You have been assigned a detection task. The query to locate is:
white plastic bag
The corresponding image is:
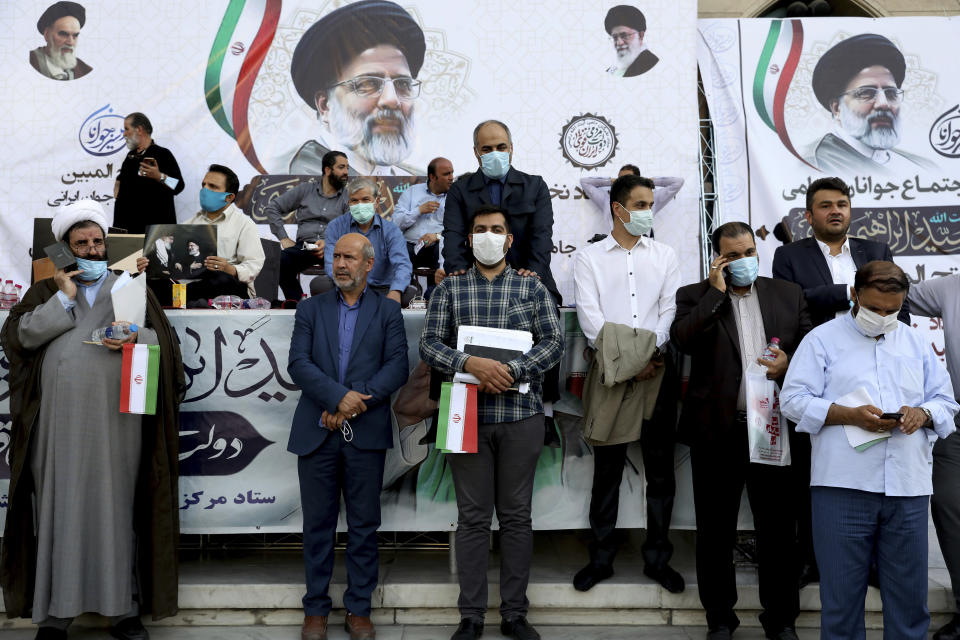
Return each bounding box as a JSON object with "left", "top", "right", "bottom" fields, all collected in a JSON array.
[{"left": 745, "top": 363, "right": 791, "bottom": 466}]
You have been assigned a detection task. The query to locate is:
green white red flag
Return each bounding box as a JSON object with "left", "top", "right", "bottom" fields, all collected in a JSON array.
[{"left": 120, "top": 344, "right": 160, "bottom": 415}]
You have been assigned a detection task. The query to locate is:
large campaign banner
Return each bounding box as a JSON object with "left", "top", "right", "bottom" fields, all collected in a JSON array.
[
  {"left": 1, "top": 0, "right": 700, "bottom": 303},
  {"left": 698, "top": 16, "right": 960, "bottom": 361},
  {"left": 0, "top": 309, "right": 722, "bottom": 534}
]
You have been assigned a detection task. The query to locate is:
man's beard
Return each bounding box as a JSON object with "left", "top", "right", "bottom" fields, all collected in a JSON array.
[
  {"left": 327, "top": 93, "right": 415, "bottom": 167},
  {"left": 329, "top": 173, "right": 348, "bottom": 191},
  {"left": 334, "top": 269, "right": 363, "bottom": 292},
  {"left": 46, "top": 42, "right": 77, "bottom": 70},
  {"left": 838, "top": 100, "right": 901, "bottom": 151},
  {"left": 125, "top": 134, "right": 140, "bottom": 151},
  {"left": 615, "top": 42, "right": 641, "bottom": 69}
]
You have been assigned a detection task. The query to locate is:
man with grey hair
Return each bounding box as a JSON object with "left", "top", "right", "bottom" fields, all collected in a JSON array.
[
  {"left": 30, "top": 2, "right": 92, "bottom": 81},
  {"left": 321, "top": 177, "right": 414, "bottom": 305},
  {"left": 443, "top": 119, "right": 560, "bottom": 303}
]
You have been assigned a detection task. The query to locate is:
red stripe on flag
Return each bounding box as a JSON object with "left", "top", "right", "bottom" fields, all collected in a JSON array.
[
  {"left": 463, "top": 384, "right": 478, "bottom": 454},
  {"left": 120, "top": 343, "right": 133, "bottom": 413},
  {"left": 232, "top": 0, "right": 281, "bottom": 174},
  {"left": 772, "top": 21, "right": 819, "bottom": 171}
]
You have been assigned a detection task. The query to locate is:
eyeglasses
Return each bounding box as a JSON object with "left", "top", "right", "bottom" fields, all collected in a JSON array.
[
  {"left": 610, "top": 30, "right": 638, "bottom": 43},
  {"left": 841, "top": 86, "right": 904, "bottom": 104},
  {"left": 70, "top": 239, "right": 105, "bottom": 255},
  {"left": 332, "top": 75, "right": 422, "bottom": 100}
]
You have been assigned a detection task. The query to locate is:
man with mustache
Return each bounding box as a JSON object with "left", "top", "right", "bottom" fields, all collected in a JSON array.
[
  {"left": 288, "top": 0, "right": 425, "bottom": 177},
  {"left": 806, "top": 33, "right": 937, "bottom": 175},
  {"left": 604, "top": 5, "right": 658, "bottom": 78},
  {"left": 30, "top": 2, "right": 92, "bottom": 81}
]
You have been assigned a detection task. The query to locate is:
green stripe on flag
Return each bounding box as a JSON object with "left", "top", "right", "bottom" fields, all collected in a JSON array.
[
  {"left": 753, "top": 21, "right": 782, "bottom": 131},
  {"left": 144, "top": 345, "right": 160, "bottom": 415},
  {"left": 205, "top": 0, "right": 247, "bottom": 138},
  {"left": 436, "top": 382, "right": 452, "bottom": 453}
]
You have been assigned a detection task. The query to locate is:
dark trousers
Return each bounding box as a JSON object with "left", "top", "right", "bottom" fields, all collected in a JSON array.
[
  {"left": 933, "top": 432, "right": 960, "bottom": 613},
  {"left": 446, "top": 414, "right": 544, "bottom": 621},
  {"left": 691, "top": 420, "right": 799, "bottom": 634},
  {"left": 280, "top": 246, "right": 322, "bottom": 300},
  {"left": 147, "top": 271, "right": 247, "bottom": 306},
  {"left": 788, "top": 422, "right": 816, "bottom": 575},
  {"left": 812, "top": 487, "right": 930, "bottom": 640},
  {"left": 297, "top": 434, "right": 386, "bottom": 617},
  {"left": 407, "top": 242, "right": 440, "bottom": 297},
  {"left": 587, "top": 358, "right": 678, "bottom": 569}
]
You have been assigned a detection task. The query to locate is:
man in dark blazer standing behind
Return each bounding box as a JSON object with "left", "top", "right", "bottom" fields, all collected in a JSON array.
[
  {"left": 771, "top": 175, "right": 908, "bottom": 588},
  {"left": 672, "top": 222, "right": 812, "bottom": 640},
  {"left": 287, "top": 233, "right": 409, "bottom": 640}
]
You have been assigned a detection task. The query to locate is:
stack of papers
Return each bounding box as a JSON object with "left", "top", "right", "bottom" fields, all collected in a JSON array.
[
  {"left": 455, "top": 325, "right": 533, "bottom": 394},
  {"left": 834, "top": 387, "right": 893, "bottom": 452},
  {"left": 110, "top": 272, "right": 146, "bottom": 328}
]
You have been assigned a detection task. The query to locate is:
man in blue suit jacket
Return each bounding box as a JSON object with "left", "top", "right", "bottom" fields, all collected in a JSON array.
[{"left": 287, "top": 232, "right": 408, "bottom": 640}]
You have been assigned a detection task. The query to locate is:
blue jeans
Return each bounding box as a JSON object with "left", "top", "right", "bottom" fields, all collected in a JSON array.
[{"left": 811, "top": 486, "right": 929, "bottom": 640}]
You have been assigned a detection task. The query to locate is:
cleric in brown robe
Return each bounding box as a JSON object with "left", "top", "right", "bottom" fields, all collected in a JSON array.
[{"left": 0, "top": 200, "right": 184, "bottom": 640}]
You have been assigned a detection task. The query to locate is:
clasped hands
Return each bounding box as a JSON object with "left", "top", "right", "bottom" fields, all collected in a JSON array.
[
  {"left": 321, "top": 390, "right": 372, "bottom": 431},
  {"left": 464, "top": 356, "right": 514, "bottom": 394}
]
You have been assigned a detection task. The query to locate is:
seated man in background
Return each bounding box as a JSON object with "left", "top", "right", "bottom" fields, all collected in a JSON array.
[
  {"left": 393, "top": 157, "right": 455, "bottom": 278},
  {"left": 322, "top": 177, "right": 413, "bottom": 305},
  {"left": 782, "top": 261, "right": 958, "bottom": 640},
  {"left": 579, "top": 163, "right": 684, "bottom": 231},
  {"left": 265, "top": 150, "right": 349, "bottom": 300},
  {"left": 139, "top": 164, "right": 264, "bottom": 305}
]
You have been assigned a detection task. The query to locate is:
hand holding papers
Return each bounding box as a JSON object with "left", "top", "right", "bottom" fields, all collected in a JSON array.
[
  {"left": 455, "top": 325, "right": 533, "bottom": 394},
  {"left": 111, "top": 271, "right": 146, "bottom": 328},
  {"left": 832, "top": 387, "right": 894, "bottom": 451}
]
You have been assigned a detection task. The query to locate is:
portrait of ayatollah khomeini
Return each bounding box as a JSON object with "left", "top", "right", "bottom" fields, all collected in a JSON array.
[
  {"left": 804, "top": 33, "right": 938, "bottom": 176},
  {"left": 288, "top": 0, "right": 427, "bottom": 177},
  {"left": 604, "top": 4, "right": 659, "bottom": 78},
  {"left": 29, "top": 1, "right": 93, "bottom": 81}
]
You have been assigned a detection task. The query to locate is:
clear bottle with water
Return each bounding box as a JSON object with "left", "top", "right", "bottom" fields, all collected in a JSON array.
[
  {"left": 0, "top": 280, "right": 13, "bottom": 310},
  {"left": 761, "top": 336, "right": 781, "bottom": 360},
  {"left": 13, "top": 284, "right": 22, "bottom": 305},
  {"left": 91, "top": 322, "right": 138, "bottom": 342}
]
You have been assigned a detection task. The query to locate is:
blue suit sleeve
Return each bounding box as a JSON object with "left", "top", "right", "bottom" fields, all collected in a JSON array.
[
  {"left": 324, "top": 216, "right": 344, "bottom": 281},
  {"left": 442, "top": 181, "right": 470, "bottom": 273},
  {"left": 352, "top": 301, "right": 409, "bottom": 406},
  {"left": 385, "top": 221, "right": 413, "bottom": 292},
  {"left": 287, "top": 302, "right": 350, "bottom": 412}
]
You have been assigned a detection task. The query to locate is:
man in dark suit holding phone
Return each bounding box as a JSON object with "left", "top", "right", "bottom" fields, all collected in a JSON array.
[
  {"left": 771, "top": 175, "right": 908, "bottom": 587},
  {"left": 672, "top": 222, "right": 812, "bottom": 640},
  {"left": 287, "top": 233, "right": 408, "bottom": 640}
]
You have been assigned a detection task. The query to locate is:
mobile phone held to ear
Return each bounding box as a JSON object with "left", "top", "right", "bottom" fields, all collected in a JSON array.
[
  {"left": 44, "top": 241, "right": 78, "bottom": 273},
  {"left": 879, "top": 412, "right": 903, "bottom": 420}
]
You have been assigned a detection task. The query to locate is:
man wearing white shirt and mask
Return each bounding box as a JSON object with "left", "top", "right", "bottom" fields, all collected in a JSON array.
[
  {"left": 571, "top": 174, "right": 684, "bottom": 594},
  {"left": 781, "top": 260, "right": 959, "bottom": 640}
]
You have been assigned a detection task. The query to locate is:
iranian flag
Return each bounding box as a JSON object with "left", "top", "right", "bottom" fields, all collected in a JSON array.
[
  {"left": 752, "top": 19, "right": 817, "bottom": 169},
  {"left": 120, "top": 344, "right": 160, "bottom": 415},
  {"left": 436, "top": 382, "right": 478, "bottom": 454}
]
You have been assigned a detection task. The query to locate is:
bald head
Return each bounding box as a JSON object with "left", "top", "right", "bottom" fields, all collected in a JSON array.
[
  {"left": 428, "top": 157, "right": 455, "bottom": 194},
  {"left": 333, "top": 233, "right": 375, "bottom": 292}
]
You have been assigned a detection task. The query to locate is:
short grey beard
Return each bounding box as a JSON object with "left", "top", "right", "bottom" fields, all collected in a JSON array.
[
  {"left": 326, "top": 93, "right": 415, "bottom": 166},
  {"left": 46, "top": 43, "right": 77, "bottom": 70},
  {"left": 334, "top": 272, "right": 363, "bottom": 292},
  {"left": 838, "top": 100, "right": 901, "bottom": 150},
  {"left": 615, "top": 42, "right": 641, "bottom": 69}
]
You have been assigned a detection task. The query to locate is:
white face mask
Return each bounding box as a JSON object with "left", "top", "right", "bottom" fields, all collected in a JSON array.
[
  {"left": 854, "top": 305, "right": 900, "bottom": 337},
  {"left": 471, "top": 231, "right": 508, "bottom": 266}
]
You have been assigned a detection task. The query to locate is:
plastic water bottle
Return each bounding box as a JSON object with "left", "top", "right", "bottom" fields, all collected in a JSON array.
[
  {"left": 761, "top": 337, "right": 781, "bottom": 361},
  {"left": 91, "top": 322, "right": 138, "bottom": 342},
  {"left": 13, "top": 284, "right": 22, "bottom": 305},
  {"left": 211, "top": 295, "right": 243, "bottom": 310},
  {"left": 242, "top": 297, "right": 271, "bottom": 310},
  {"left": 0, "top": 280, "right": 13, "bottom": 310}
]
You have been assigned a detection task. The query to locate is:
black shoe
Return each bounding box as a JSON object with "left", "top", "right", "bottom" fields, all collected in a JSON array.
[
  {"left": 767, "top": 627, "right": 799, "bottom": 640},
  {"left": 935, "top": 614, "right": 960, "bottom": 640},
  {"left": 35, "top": 628, "right": 67, "bottom": 640},
  {"left": 573, "top": 563, "right": 614, "bottom": 591},
  {"left": 798, "top": 564, "right": 819, "bottom": 589},
  {"left": 500, "top": 616, "right": 540, "bottom": 640},
  {"left": 644, "top": 563, "right": 685, "bottom": 594},
  {"left": 706, "top": 625, "right": 733, "bottom": 640},
  {"left": 867, "top": 564, "right": 880, "bottom": 588},
  {"left": 450, "top": 617, "right": 484, "bottom": 640},
  {"left": 109, "top": 616, "right": 150, "bottom": 640}
]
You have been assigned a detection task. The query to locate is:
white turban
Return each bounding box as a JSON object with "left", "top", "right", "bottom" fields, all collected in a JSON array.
[{"left": 51, "top": 199, "right": 109, "bottom": 242}]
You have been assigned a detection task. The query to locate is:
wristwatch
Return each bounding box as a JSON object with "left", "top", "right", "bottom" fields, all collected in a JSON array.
[{"left": 921, "top": 407, "right": 933, "bottom": 425}]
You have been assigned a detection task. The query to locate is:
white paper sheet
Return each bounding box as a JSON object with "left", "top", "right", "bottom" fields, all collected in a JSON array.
[
  {"left": 833, "top": 387, "right": 893, "bottom": 450},
  {"left": 111, "top": 272, "right": 146, "bottom": 328},
  {"left": 455, "top": 325, "right": 533, "bottom": 393}
]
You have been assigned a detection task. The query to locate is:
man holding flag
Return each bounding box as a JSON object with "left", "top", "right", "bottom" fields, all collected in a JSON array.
[
  {"left": 420, "top": 204, "right": 563, "bottom": 640},
  {"left": 1, "top": 200, "right": 184, "bottom": 640}
]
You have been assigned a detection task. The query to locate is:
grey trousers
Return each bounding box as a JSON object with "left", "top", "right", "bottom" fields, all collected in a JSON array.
[
  {"left": 933, "top": 431, "right": 960, "bottom": 613},
  {"left": 447, "top": 413, "right": 545, "bottom": 621}
]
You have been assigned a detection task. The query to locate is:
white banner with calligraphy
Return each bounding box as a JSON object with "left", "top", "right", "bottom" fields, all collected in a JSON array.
[
  {"left": 1, "top": 0, "right": 701, "bottom": 304},
  {"left": 698, "top": 16, "right": 960, "bottom": 362}
]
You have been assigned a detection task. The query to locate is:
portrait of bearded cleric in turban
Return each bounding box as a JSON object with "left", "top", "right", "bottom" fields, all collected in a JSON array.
[
  {"left": 604, "top": 5, "right": 659, "bottom": 78},
  {"left": 805, "top": 33, "right": 937, "bottom": 176},
  {"left": 30, "top": 1, "right": 93, "bottom": 81},
  {"left": 288, "top": 0, "right": 427, "bottom": 176}
]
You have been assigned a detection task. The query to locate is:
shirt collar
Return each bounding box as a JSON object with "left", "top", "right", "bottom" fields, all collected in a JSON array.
[
  {"left": 337, "top": 286, "right": 366, "bottom": 308},
  {"left": 728, "top": 282, "right": 756, "bottom": 299},
  {"left": 198, "top": 202, "right": 236, "bottom": 224},
  {"left": 482, "top": 171, "right": 508, "bottom": 187},
  {"left": 470, "top": 263, "right": 513, "bottom": 281},
  {"left": 816, "top": 236, "right": 851, "bottom": 258},
  {"left": 602, "top": 233, "right": 648, "bottom": 252},
  {"left": 351, "top": 214, "right": 383, "bottom": 231}
]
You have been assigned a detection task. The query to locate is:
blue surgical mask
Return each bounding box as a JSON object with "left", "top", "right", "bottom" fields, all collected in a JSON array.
[
  {"left": 199, "top": 188, "right": 231, "bottom": 213},
  {"left": 76, "top": 256, "right": 108, "bottom": 280},
  {"left": 349, "top": 202, "right": 376, "bottom": 224},
  {"left": 616, "top": 204, "right": 654, "bottom": 237},
  {"left": 727, "top": 256, "right": 759, "bottom": 286},
  {"left": 479, "top": 151, "right": 510, "bottom": 180}
]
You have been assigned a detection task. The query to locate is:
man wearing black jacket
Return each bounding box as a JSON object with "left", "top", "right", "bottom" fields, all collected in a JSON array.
[{"left": 672, "top": 222, "right": 812, "bottom": 640}]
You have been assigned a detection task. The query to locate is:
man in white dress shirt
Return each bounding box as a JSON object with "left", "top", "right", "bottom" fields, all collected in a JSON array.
[
  {"left": 782, "top": 260, "right": 958, "bottom": 640},
  {"left": 392, "top": 157, "right": 454, "bottom": 288},
  {"left": 571, "top": 174, "right": 684, "bottom": 594}
]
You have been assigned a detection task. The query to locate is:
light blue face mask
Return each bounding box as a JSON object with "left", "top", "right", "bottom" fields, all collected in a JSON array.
[
  {"left": 349, "top": 202, "right": 376, "bottom": 224},
  {"left": 199, "top": 187, "right": 231, "bottom": 213},
  {"left": 76, "top": 256, "right": 108, "bottom": 280},
  {"left": 616, "top": 203, "right": 654, "bottom": 237},
  {"left": 727, "top": 255, "right": 759, "bottom": 286},
  {"left": 479, "top": 150, "right": 510, "bottom": 180}
]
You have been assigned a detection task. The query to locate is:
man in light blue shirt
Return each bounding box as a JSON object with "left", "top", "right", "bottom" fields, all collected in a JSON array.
[
  {"left": 781, "top": 260, "right": 959, "bottom": 640},
  {"left": 392, "top": 158, "right": 453, "bottom": 289},
  {"left": 321, "top": 177, "right": 413, "bottom": 306}
]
